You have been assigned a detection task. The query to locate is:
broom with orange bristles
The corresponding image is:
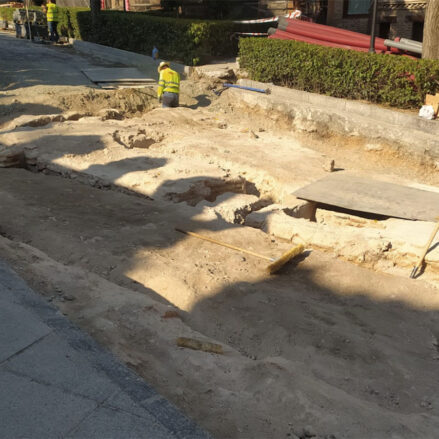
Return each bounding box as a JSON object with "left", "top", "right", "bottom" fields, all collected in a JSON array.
[{"left": 176, "top": 228, "right": 304, "bottom": 274}]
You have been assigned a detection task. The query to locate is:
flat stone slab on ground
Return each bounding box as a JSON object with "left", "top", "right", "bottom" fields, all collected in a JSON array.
[
  {"left": 82, "top": 67, "right": 155, "bottom": 83},
  {"left": 0, "top": 297, "right": 52, "bottom": 363},
  {"left": 294, "top": 172, "right": 439, "bottom": 221}
]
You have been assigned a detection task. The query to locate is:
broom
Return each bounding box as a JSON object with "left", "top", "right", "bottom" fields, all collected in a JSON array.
[
  {"left": 176, "top": 228, "right": 304, "bottom": 274},
  {"left": 410, "top": 218, "right": 439, "bottom": 279}
]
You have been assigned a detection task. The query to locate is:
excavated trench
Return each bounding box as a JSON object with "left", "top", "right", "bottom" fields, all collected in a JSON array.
[
  {"left": 165, "top": 177, "right": 261, "bottom": 206},
  {"left": 3, "top": 44, "right": 439, "bottom": 438},
  {"left": 1, "top": 98, "right": 437, "bottom": 286},
  {"left": 161, "top": 177, "right": 437, "bottom": 288},
  {"left": 14, "top": 148, "right": 439, "bottom": 283}
]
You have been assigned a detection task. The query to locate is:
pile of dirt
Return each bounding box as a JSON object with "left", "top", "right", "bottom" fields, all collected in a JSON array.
[{"left": 57, "top": 88, "right": 157, "bottom": 117}]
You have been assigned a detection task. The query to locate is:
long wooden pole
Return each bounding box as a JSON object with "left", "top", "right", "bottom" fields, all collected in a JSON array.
[
  {"left": 410, "top": 219, "right": 439, "bottom": 278},
  {"left": 175, "top": 228, "right": 273, "bottom": 261}
]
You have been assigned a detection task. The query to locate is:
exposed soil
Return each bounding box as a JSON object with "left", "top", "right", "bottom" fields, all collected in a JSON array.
[{"left": 2, "top": 33, "right": 439, "bottom": 439}]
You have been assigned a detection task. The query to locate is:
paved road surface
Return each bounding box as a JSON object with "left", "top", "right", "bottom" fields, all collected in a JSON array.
[{"left": 0, "top": 30, "right": 106, "bottom": 90}]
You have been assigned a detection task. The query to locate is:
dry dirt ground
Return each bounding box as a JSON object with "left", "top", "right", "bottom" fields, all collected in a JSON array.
[{"left": 2, "top": 32, "right": 439, "bottom": 439}]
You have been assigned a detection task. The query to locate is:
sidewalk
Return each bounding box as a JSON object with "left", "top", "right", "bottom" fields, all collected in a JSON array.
[{"left": 0, "top": 259, "right": 210, "bottom": 439}]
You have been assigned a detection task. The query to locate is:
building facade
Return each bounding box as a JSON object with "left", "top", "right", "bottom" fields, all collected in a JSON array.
[
  {"left": 259, "top": 0, "right": 327, "bottom": 22},
  {"left": 327, "top": 0, "right": 427, "bottom": 41}
]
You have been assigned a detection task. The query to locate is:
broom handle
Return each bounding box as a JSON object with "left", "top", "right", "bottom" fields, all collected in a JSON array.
[
  {"left": 175, "top": 228, "right": 273, "bottom": 261},
  {"left": 414, "top": 220, "right": 439, "bottom": 271}
]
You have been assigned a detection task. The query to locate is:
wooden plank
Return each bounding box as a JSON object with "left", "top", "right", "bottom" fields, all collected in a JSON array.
[
  {"left": 426, "top": 93, "right": 439, "bottom": 116},
  {"left": 82, "top": 68, "right": 155, "bottom": 83},
  {"left": 294, "top": 173, "right": 439, "bottom": 221}
]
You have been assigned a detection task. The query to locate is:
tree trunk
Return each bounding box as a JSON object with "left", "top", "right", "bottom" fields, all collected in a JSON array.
[{"left": 422, "top": 0, "right": 439, "bottom": 59}]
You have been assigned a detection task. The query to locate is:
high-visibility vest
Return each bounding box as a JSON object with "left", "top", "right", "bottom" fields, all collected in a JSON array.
[
  {"left": 157, "top": 68, "right": 180, "bottom": 98},
  {"left": 46, "top": 3, "right": 59, "bottom": 22}
]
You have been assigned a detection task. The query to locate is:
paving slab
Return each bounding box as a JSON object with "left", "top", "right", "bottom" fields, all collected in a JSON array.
[
  {"left": 0, "top": 368, "right": 98, "bottom": 438},
  {"left": 0, "top": 297, "right": 52, "bottom": 363},
  {"left": 82, "top": 67, "right": 155, "bottom": 83},
  {"left": 3, "top": 331, "right": 121, "bottom": 403},
  {"left": 294, "top": 172, "right": 439, "bottom": 221}
]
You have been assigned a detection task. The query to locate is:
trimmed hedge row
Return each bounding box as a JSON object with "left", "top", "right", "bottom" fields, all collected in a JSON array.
[
  {"left": 58, "top": 8, "right": 238, "bottom": 65},
  {"left": 0, "top": 7, "right": 16, "bottom": 21},
  {"left": 239, "top": 38, "right": 439, "bottom": 108},
  {"left": 1, "top": 6, "right": 46, "bottom": 21}
]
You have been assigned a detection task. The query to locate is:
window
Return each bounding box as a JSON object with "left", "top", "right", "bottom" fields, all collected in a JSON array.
[
  {"left": 379, "top": 22, "right": 390, "bottom": 39},
  {"left": 343, "top": 0, "right": 372, "bottom": 17},
  {"left": 412, "top": 21, "right": 424, "bottom": 42}
]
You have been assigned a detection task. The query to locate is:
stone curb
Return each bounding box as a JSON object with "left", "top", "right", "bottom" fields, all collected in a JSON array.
[
  {"left": 238, "top": 78, "right": 439, "bottom": 136},
  {"left": 235, "top": 78, "right": 439, "bottom": 163}
]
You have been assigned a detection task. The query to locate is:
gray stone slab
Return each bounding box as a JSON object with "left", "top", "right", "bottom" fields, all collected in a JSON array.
[
  {"left": 82, "top": 67, "right": 155, "bottom": 83},
  {"left": 0, "top": 297, "right": 52, "bottom": 363},
  {"left": 294, "top": 173, "right": 439, "bottom": 221},
  {"left": 4, "top": 331, "right": 120, "bottom": 402},
  {"left": 66, "top": 405, "right": 173, "bottom": 439},
  {"left": 0, "top": 368, "right": 97, "bottom": 438}
]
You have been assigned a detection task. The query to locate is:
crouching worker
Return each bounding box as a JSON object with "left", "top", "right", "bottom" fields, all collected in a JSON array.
[{"left": 157, "top": 61, "right": 180, "bottom": 108}]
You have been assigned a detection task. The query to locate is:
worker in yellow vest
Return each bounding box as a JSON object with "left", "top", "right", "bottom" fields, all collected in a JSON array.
[
  {"left": 157, "top": 61, "right": 180, "bottom": 108},
  {"left": 45, "top": 0, "right": 59, "bottom": 42}
]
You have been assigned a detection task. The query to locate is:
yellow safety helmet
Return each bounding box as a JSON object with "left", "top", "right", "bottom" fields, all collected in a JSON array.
[{"left": 158, "top": 61, "right": 170, "bottom": 73}]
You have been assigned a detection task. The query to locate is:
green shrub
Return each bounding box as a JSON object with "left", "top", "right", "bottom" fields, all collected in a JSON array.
[
  {"left": 0, "top": 6, "right": 43, "bottom": 24},
  {"left": 0, "top": 7, "right": 14, "bottom": 21},
  {"left": 58, "top": 8, "right": 238, "bottom": 65},
  {"left": 239, "top": 38, "right": 439, "bottom": 108}
]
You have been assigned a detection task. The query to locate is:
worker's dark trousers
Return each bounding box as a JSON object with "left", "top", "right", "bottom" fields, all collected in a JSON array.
[
  {"left": 162, "top": 92, "right": 179, "bottom": 108},
  {"left": 48, "top": 21, "right": 59, "bottom": 42}
]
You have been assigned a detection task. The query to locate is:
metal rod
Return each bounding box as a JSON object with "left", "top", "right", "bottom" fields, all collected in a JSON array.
[
  {"left": 369, "top": 0, "right": 378, "bottom": 53},
  {"left": 400, "top": 38, "right": 422, "bottom": 49},
  {"left": 384, "top": 39, "right": 422, "bottom": 55},
  {"left": 223, "top": 83, "right": 269, "bottom": 94}
]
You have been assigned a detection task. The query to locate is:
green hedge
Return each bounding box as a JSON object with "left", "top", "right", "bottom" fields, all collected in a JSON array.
[
  {"left": 0, "top": 7, "right": 14, "bottom": 21},
  {"left": 58, "top": 8, "right": 238, "bottom": 65},
  {"left": 239, "top": 38, "right": 439, "bottom": 108},
  {"left": 0, "top": 6, "right": 43, "bottom": 22}
]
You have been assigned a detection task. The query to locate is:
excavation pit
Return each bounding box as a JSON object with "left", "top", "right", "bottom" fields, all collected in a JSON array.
[
  {"left": 165, "top": 177, "right": 261, "bottom": 207},
  {"left": 315, "top": 204, "right": 389, "bottom": 228}
]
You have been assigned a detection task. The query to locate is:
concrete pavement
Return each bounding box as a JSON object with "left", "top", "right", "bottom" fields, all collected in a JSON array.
[
  {"left": 0, "top": 31, "right": 98, "bottom": 90},
  {"left": 0, "top": 259, "right": 210, "bottom": 439}
]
